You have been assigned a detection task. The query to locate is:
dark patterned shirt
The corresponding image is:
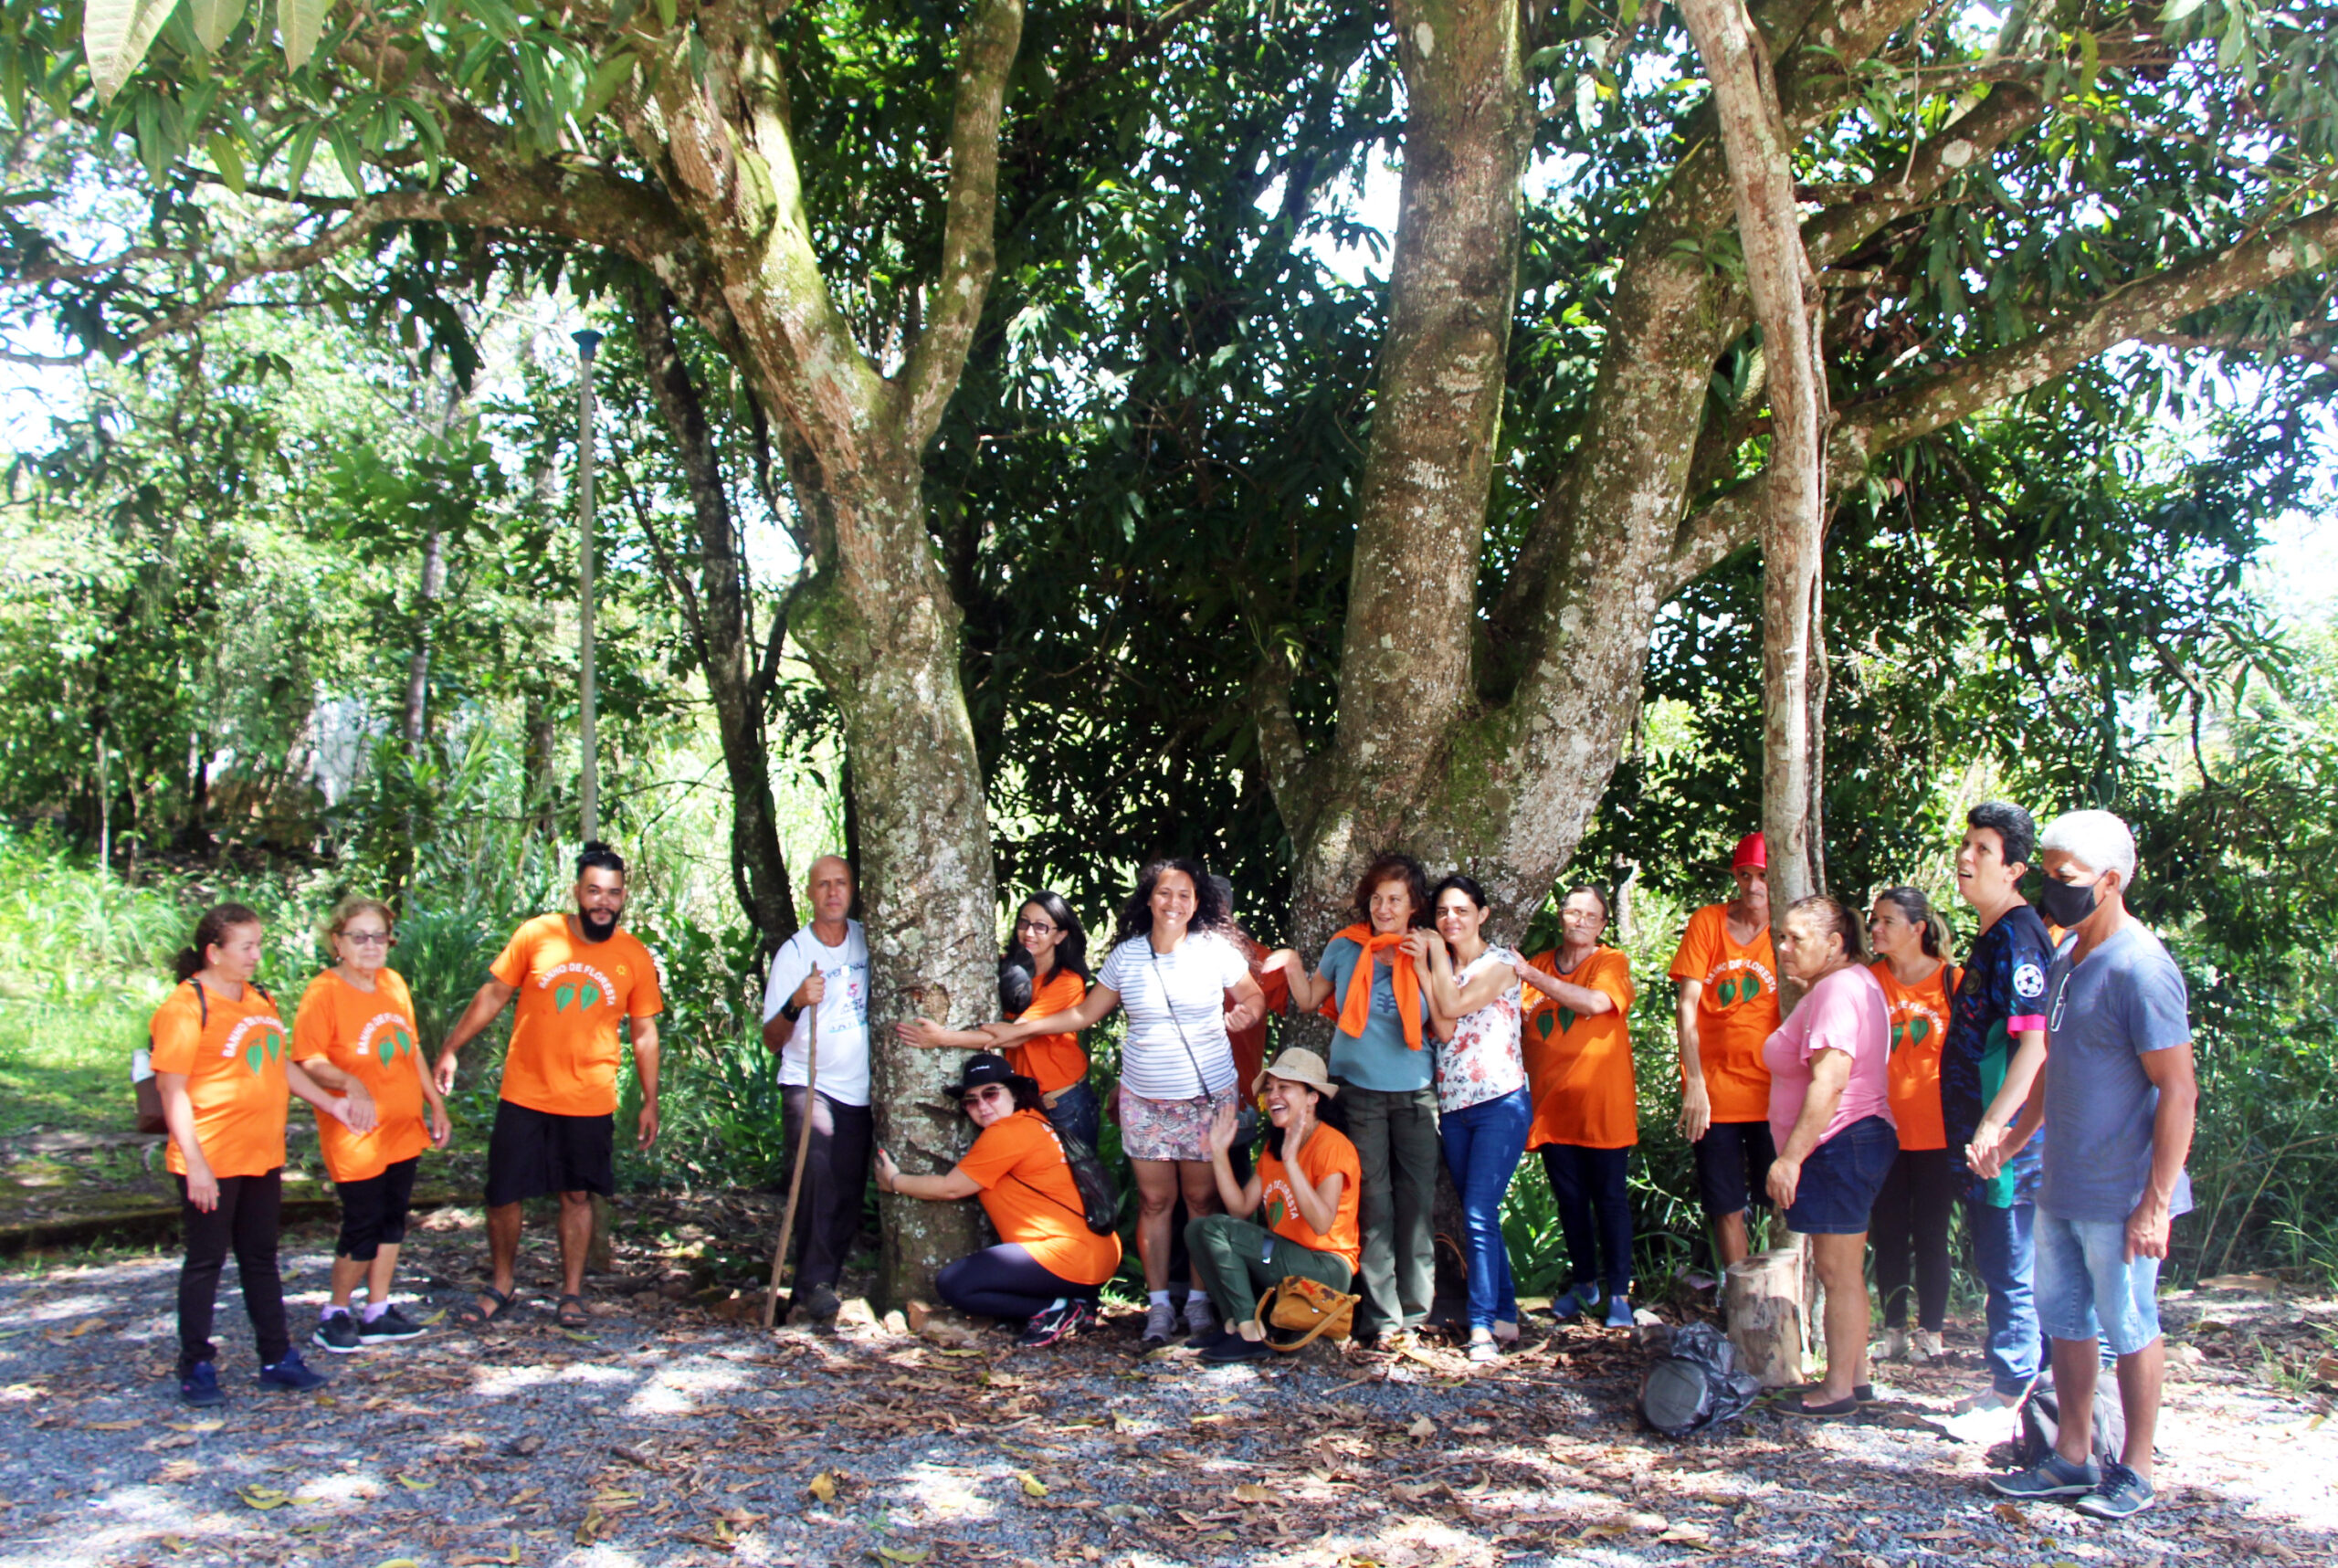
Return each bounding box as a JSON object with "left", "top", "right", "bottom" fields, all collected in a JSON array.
[{"left": 1942, "top": 903, "right": 2058, "bottom": 1208}]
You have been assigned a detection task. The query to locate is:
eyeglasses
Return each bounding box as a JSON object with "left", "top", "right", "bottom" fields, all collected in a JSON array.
[
  {"left": 1015, "top": 920, "right": 1058, "bottom": 936},
  {"left": 961, "top": 1085, "right": 1010, "bottom": 1110},
  {"left": 341, "top": 931, "right": 395, "bottom": 947}
]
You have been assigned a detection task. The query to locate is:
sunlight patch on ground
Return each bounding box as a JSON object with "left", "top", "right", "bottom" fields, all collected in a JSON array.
[
  {"left": 622, "top": 1354, "right": 754, "bottom": 1415},
  {"left": 471, "top": 1359, "right": 637, "bottom": 1398}
]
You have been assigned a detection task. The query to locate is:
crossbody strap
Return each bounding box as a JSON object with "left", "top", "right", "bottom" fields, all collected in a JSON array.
[
  {"left": 1009, "top": 1123, "right": 1090, "bottom": 1222},
  {"left": 1148, "top": 945, "right": 1213, "bottom": 1099}
]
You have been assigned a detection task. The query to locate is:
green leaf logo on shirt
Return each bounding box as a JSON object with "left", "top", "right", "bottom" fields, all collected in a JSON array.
[
  {"left": 554, "top": 984, "right": 575, "bottom": 1012},
  {"left": 1267, "top": 1198, "right": 1287, "bottom": 1227},
  {"left": 1740, "top": 973, "right": 1764, "bottom": 1003},
  {"left": 1908, "top": 1016, "right": 1931, "bottom": 1045},
  {"left": 1717, "top": 978, "right": 1739, "bottom": 1006},
  {"left": 1558, "top": 1007, "right": 1578, "bottom": 1034},
  {"left": 245, "top": 1040, "right": 265, "bottom": 1074},
  {"left": 578, "top": 984, "right": 602, "bottom": 1011}
]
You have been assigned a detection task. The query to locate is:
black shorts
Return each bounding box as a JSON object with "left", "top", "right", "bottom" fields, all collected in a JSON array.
[
  {"left": 485, "top": 1100, "right": 615, "bottom": 1207},
  {"left": 1694, "top": 1120, "right": 1778, "bottom": 1221},
  {"left": 335, "top": 1157, "right": 420, "bottom": 1260}
]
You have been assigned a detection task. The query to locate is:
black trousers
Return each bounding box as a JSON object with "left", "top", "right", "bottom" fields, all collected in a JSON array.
[
  {"left": 1870, "top": 1146, "right": 1954, "bottom": 1331},
  {"left": 1541, "top": 1143, "right": 1635, "bottom": 1300},
  {"left": 936, "top": 1244, "right": 1097, "bottom": 1321},
  {"left": 780, "top": 1087, "right": 873, "bottom": 1292},
  {"left": 176, "top": 1170, "right": 291, "bottom": 1376}
]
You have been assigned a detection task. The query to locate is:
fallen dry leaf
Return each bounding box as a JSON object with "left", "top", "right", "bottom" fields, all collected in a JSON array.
[
  {"left": 1406, "top": 1415, "right": 1436, "bottom": 1439},
  {"left": 1233, "top": 1483, "right": 1278, "bottom": 1504},
  {"left": 808, "top": 1471, "right": 838, "bottom": 1503},
  {"left": 1018, "top": 1471, "right": 1048, "bottom": 1499},
  {"left": 872, "top": 1548, "right": 930, "bottom": 1564}
]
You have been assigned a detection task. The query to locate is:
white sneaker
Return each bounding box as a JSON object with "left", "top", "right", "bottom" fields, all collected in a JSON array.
[
  {"left": 1141, "top": 1302, "right": 1176, "bottom": 1345},
  {"left": 1183, "top": 1294, "right": 1216, "bottom": 1336},
  {"left": 1871, "top": 1327, "right": 1911, "bottom": 1362},
  {"left": 1911, "top": 1328, "right": 1944, "bottom": 1362}
]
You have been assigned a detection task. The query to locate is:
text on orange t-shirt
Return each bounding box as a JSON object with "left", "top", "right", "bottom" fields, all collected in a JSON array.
[
  {"left": 149, "top": 979, "right": 290, "bottom": 1180},
  {"left": 1257, "top": 1122, "right": 1363, "bottom": 1274},
  {"left": 1870, "top": 959, "right": 1956, "bottom": 1152},
  {"left": 490, "top": 914, "right": 665, "bottom": 1118},
  {"left": 954, "top": 1110, "right": 1123, "bottom": 1286},
  {"left": 290, "top": 969, "right": 432, "bottom": 1183},
  {"left": 1668, "top": 903, "right": 1781, "bottom": 1124},
  {"left": 1522, "top": 946, "right": 1638, "bottom": 1150},
  {"left": 1005, "top": 968, "right": 1090, "bottom": 1097}
]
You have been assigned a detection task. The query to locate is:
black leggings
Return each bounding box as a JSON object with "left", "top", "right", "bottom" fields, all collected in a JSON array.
[
  {"left": 1541, "top": 1144, "right": 1634, "bottom": 1299},
  {"left": 936, "top": 1244, "right": 1096, "bottom": 1321},
  {"left": 176, "top": 1169, "right": 291, "bottom": 1376},
  {"left": 1869, "top": 1146, "right": 1954, "bottom": 1331}
]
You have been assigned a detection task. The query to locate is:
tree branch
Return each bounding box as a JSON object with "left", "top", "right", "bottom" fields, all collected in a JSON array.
[
  {"left": 1849, "top": 201, "right": 2338, "bottom": 454},
  {"left": 892, "top": 0, "right": 1025, "bottom": 452}
]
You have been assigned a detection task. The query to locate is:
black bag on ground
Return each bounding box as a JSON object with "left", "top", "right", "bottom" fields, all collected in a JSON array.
[
  {"left": 2017, "top": 1380, "right": 2128, "bottom": 1468},
  {"left": 1638, "top": 1322, "right": 1763, "bottom": 1436}
]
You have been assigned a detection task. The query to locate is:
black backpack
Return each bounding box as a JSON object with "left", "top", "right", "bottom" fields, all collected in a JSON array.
[{"left": 1013, "top": 1121, "right": 1121, "bottom": 1236}]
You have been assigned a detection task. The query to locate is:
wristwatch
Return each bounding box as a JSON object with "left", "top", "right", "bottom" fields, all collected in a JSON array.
[{"left": 781, "top": 998, "right": 806, "bottom": 1022}]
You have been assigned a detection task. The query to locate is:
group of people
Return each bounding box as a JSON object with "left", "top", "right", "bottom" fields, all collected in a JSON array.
[
  {"left": 150, "top": 815, "right": 2197, "bottom": 1519},
  {"left": 1666, "top": 808, "right": 2196, "bottom": 1520}
]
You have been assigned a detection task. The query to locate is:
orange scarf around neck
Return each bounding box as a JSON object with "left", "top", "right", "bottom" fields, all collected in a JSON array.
[{"left": 1330, "top": 923, "right": 1426, "bottom": 1050}]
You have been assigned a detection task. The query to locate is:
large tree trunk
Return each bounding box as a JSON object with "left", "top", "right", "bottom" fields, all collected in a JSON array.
[
  {"left": 400, "top": 529, "right": 445, "bottom": 751},
  {"left": 613, "top": 0, "right": 1026, "bottom": 1305},
  {"left": 626, "top": 278, "right": 799, "bottom": 958}
]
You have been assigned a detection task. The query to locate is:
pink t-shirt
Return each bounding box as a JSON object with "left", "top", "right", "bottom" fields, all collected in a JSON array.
[{"left": 1763, "top": 963, "right": 1894, "bottom": 1152}]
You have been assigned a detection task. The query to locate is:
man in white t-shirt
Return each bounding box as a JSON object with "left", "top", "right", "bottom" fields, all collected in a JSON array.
[{"left": 761, "top": 855, "right": 871, "bottom": 1327}]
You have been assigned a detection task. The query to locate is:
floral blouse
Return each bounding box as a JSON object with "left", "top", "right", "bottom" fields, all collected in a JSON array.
[{"left": 1436, "top": 946, "right": 1526, "bottom": 1113}]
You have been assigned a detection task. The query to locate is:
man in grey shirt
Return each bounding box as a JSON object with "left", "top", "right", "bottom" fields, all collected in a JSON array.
[{"left": 1977, "top": 810, "right": 2197, "bottom": 1520}]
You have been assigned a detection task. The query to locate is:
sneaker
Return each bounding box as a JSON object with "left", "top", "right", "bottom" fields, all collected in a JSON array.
[
  {"left": 179, "top": 1361, "right": 225, "bottom": 1407},
  {"left": 1911, "top": 1328, "right": 1945, "bottom": 1362},
  {"left": 1188, "top": 1326, "right": 1240, "bottom": 1355},
  {"left": 359, "top": 1305, "right": 427, "bottom": 1343},
  {"left": 1467, "top": 1331, "right": 1500, "bottom": 1364},
  {"left": 1184, "top": 1293, "right": 1217, "bottom": 1337},
  {"left": 2074, "top": 1462, "right": 2155, "bottom": 1520},
  {"left": 257, "top": 1348, "right": 329, "bottom": 1393},
  {"left": 1985, "top": 1451, "right": 2101, "bottom": 1500},
  {"left": 1604, "top": 1295, "right": 1633, "bottom": 1330},
  {"left": 1548, "top": 1287, "right": 1595, "bottom": 1321},
  {"left": 1872, "top": 1327, "right": 1911, "bottom": 1363},
  {"left": 1016, "top": 1300, "right": 1078, "bottom": 1349},
  {"left": 311, "top": 1311, "right": 363, "bottom": 1355},
  {"left": 1202, "top": 1332, "right": 1271, "bottom": 1363},
  {"left": 1140, "top": 1301, "right": 1176, "bottom": 1345},
  {"left": 801, "top": 1280, "right": 842, "bottom": 1328},
  {"left": 1064, "top": 1299, "right": 1100, "bottom": 1337}
]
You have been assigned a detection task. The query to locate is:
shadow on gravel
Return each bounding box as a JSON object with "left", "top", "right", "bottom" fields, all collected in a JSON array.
[{"left": 3, "top": 1243, "right": 2334, "bottom": 1568}]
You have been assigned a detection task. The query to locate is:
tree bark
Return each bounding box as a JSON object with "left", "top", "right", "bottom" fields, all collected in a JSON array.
[
  {"left": 400, "top": 529, "right": 446, "bottom": 752},
  {"left": 1677, "top": 0, "right": 1828, "bottom": 913},
  {"left": 625, "top": 276, "right": 800, "bottom": 958}
]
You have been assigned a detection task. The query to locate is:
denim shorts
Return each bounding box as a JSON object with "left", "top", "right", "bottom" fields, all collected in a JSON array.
[
  {"left": 1785, "top": 1115, "right": 1897, "bottom": 1235},
  {"left": 2034, "top": 1208, "right": 2164, "bottom": 1355}
]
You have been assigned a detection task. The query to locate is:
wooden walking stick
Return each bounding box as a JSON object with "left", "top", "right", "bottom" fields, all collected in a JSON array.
[{"left": 762, "top": 1005, "right": 818, "bottom": 1329}]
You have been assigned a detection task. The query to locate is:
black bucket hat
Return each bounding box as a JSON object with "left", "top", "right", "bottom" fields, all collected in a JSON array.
[{"left": 944, "top": 1052, "right": 1037, "bottom": 1104}]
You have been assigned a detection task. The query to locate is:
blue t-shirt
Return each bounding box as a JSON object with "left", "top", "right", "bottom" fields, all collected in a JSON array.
[
  {"left": 2039, "top": 921, "right": 2194, "bottom": 1226},
  {"left": 1942, "top": 903, "right": 2056, "bottom": 1208},
  {"left": 1318, "top": 935, "right": 1433, "bottom": 1093}
]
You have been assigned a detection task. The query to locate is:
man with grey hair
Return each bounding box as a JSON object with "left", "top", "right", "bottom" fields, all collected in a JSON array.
[
  {"left": 1978, "top": 809, "right": 2197, "bottom": 1520},
  {"left": 762, "top": 855, "right": 872, "bottom": 1327}
]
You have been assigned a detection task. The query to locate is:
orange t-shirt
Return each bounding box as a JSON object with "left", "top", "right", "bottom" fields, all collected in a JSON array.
[
  {"left": 1006, "top": 969, "right": 1090, "bottom": 1096},
  {"left": 1257, "top": 1123, "right": 1363, "bottom": 1274},
  {"left": 1227, "top": 962, "right": 1291, "bottom": 1100},
  {"left": 954, "top": 1110, "right": 1122, "bottom": 1285},
  {"left": 489, "top": 914, "right": 665, "bottom": 1117},
  {"left": 1668, "top": 904, "right": 1781, "bottom": 1124},
  {"left": 290, "top": 970, "right": 431, "bottom": 1183},
  {"left": 1870, "top": 959, "right": 1956, "bottom": 1152},
  {"left": 149, "top": 980, "right": 290, "bottom": 1179},
  {"left": 1522, "top": 946, "right": 1638, "bottom": 1150}
]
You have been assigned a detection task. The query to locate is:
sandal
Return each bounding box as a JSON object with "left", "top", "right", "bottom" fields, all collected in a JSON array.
[
  {"left": 459, "top": 1286, "right": 520, "bottom": 1327},
  {"left": 1777, "top": 1388, "right": 1862, "bottom": 1418},
  {"left": 555, "top": 1293, "right": 591, "bottom": 1331}
]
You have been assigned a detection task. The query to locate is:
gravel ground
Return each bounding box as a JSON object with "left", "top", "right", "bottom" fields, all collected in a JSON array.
[{"left": 2, "top": 1205, "right": 2333, "bottom": 1568}]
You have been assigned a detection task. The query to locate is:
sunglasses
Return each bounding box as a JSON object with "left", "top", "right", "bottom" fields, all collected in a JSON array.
[
  {"left": 961, "top": 1085, "right": 1011, "bottom": 1110},
  {"left": 341, "top": 931, "right": 395, "bottom": 947}
]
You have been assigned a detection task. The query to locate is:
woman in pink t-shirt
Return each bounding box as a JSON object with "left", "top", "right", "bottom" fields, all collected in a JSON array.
[{"left": 1762, "top": 894, "right": 1898, "bottom": 1416}]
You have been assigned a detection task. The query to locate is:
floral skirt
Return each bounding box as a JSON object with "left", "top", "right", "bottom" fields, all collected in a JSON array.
[{"left": 1119, "top": 1083, "right": 1238, "bottom": 1163}]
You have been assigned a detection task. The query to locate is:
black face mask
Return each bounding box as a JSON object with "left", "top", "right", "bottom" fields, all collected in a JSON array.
[{"left": 2035, "top": 874, "right": 2101, "bottom": 929}]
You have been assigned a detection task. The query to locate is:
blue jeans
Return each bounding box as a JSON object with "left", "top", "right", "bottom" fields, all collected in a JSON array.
[
  {"left": 1964, "top": 1195, "right": 2045, "bottom": 1397},
  {"left": 1440, "top": 1088, "right": 1530, "bottom": 1331}
]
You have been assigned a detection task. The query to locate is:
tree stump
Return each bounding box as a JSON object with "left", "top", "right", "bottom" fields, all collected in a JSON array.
[{"left": 1725, "top": 1241, "right": 1810, "bottom": 1387}]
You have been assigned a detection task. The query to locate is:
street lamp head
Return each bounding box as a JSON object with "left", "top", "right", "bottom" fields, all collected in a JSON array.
[{"left": 573, "top": 328, "right": 605, "bottom": 361}]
